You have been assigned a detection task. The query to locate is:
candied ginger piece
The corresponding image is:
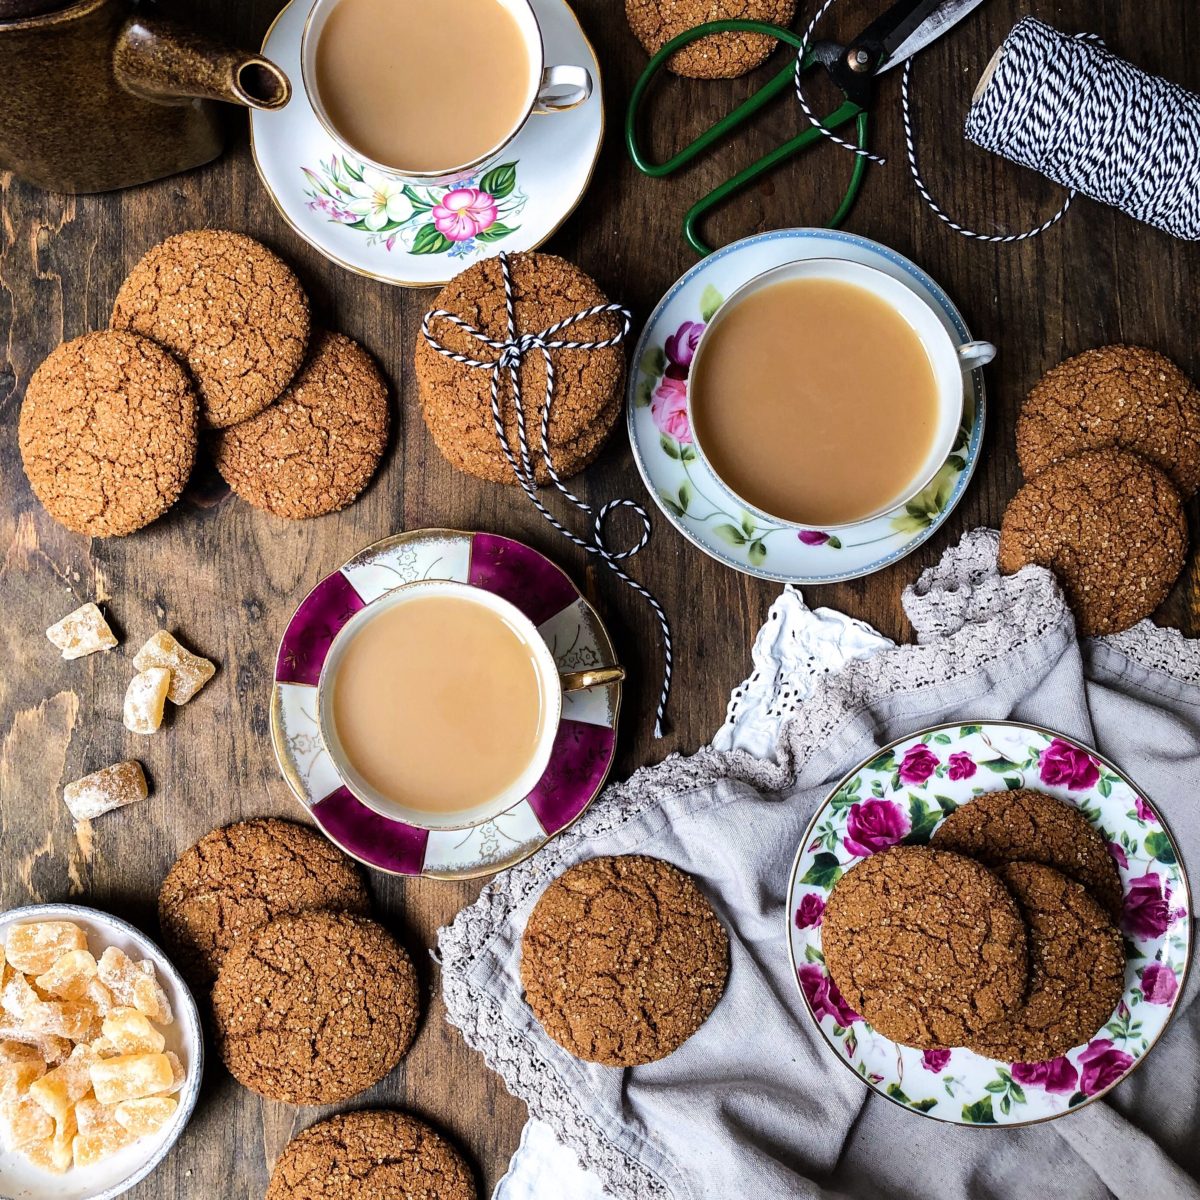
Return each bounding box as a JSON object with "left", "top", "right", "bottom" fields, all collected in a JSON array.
[
  {"left": 90, "top": 1053, "right": 172, "bottom": 1105},
  {"left": 6, "top": 922, "right": 88, "bottom": 976},
  {"left": 163, "top": 1051, "right": 185, "bottom": 1094},
  {"left": 0, "top": 1059, "right": 44, "bottom": 1099},
  {"left": 133, "top": 630, "right": 216, "bottom": 704},
  {"left": 35, "top": 949, "right": 98, "bottom": 1000},
  {"left": 29, "top": 1045, "right": 94, "bottom": 1122},
  {"left": 73, "top": 1122, "right": 135, "bottom": 1167},
  {"left": 45, "top": 602, "right": 118, "bottom": 660},
  {"left": 97, "top": 948, "right": 171, "bottom": 1023},
  {"left": 0, "top": 1039, "right": 42, "bottom": 1064},
  {"left": 25, "top": 1131, "right": 74, "bottom": 1173},
  {"left": 123, "top": 667, "right": 170, "bottom": 735},
  {"left": 29, "top": 1000, "right": 99, "bottom": 1042},
  {"left": 85, "top": 978, "right": 117, "bottom": 1018},
  {"left": 102, "top": 1008, "right": 164, "bottom": 1055},
  {"left": 0, "top": 1026, "right": 70, "bottom": 1064},
  {"left": 63, "top": 761, "right": 148, "bottom": 821},
  {"left": 1, "top": 1095, "right": 54, "bottom": 1150},
  {"left": 114, "top": 1094, "right": 176, "bottom": 1137},
  {"left": 74, "top": 1096, "right": 117, "bottom": 1134},
  {"left": 1, "top": 970, "right": 41, "bottom": 1020}
]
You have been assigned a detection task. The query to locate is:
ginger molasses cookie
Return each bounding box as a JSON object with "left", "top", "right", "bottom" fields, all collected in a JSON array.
[
  {"left": 625, "top": 0, "right": 796, "bottom": 79},
  {"left": 1017, "top": 346, "right": 1200, "bottom": 496},
  {"left": 822, "top": 846, "right": 1028, "bottom": 1050},
  {"left": 212, "top": 912, "right": 418, "bottom": 1104},
  {"left": 521, "top": 855, "right": 729, "bottom": 1066},
  {"left": 158, "top": 817, "right": 372, "bottom": 986},
  {"left": 998, "top": 447, "right": 1187, "bottom": 637},
  {"left": 266, "top": 1110, "right": 476, "bottom": 1200},
  {"left": 19, "top": 330, "right": 198, "bottom": 537},
  {"left": 416, "top": 252, "right": 625, "bottom": 484},
  {"left": 931, "top": 788, "right": 1124, "bottom": 922},
  {"left": 211, "top": 332, "right": 389, "bottom": 518},
  {"left": 967, "top": 863, "right": 1125, "bottom": 1064},
  {"left": 111, "top": 229, "right": 310, "bottom": 429}
]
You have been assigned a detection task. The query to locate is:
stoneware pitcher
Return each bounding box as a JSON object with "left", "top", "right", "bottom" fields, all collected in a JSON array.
[{"left": 0, "top": 0, "right": 291, "bottom": 193}]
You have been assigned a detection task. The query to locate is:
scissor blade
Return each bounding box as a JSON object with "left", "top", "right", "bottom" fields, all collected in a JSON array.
[{"left": 877, "top": 0, "right": 989, "bottom": 73}]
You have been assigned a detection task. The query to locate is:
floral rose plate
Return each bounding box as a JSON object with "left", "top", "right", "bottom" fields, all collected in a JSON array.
[
  {"left": 787, "top": 721, "right": 1191, "bottom": 1125},
  {"left": 627, "top": 229, "right": 986, "bottom": 584},
  {"left": 250, "top": 0, "right": 602, "bottom": 287},
  {"left": 271, "top": 530, "right": 620, "bottom": 879}
]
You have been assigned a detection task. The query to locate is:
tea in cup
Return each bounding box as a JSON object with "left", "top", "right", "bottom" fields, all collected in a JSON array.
[
  {"left": 686, "top": 258, "right": 995, "bottom": 529},
  {"left": 300, "top": 0, "right": 591, "bottom": 184},
  {"left": 318, "top": 580, "right": 622, "bottom": 829}
]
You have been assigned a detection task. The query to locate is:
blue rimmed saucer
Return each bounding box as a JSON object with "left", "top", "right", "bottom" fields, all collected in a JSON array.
[{"left": 626, "top": 228, "right": 986, "bottom": 584}]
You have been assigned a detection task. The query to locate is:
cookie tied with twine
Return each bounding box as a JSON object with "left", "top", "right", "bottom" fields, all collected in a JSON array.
[{"left": 419, "top": 251, "right": 673, "bottom": 737}]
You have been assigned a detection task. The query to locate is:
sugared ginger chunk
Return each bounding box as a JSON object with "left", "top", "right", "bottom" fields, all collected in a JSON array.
[
  {"left": 123, "top": 667, "right": 171, "bottom": 735},
  {"left": 132, "top": 630, "right": 215, "bottom": 704},
  {"left": 6, "top": 922, "right": 88, "bottom": 976},
  {"left": 63, "top": 761, "right": 148, "bottom": 821},
  {"left": 45, "top": 603, "right": 118, "bottom": 660}
]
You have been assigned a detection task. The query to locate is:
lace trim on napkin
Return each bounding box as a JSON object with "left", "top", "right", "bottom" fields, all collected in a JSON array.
[
  {"left": 438, "top": 529, "right": 1072, "bottom": 1200},
  {"left": 1102, "top": 620, "right": 1200, "bottom": 684}
]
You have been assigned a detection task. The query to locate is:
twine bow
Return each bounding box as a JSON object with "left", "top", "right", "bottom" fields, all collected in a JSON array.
[{"left": 420, "top": 252, "right": 672, "bottom": 737}]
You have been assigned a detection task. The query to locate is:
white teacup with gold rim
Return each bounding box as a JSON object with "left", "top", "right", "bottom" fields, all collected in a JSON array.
[
  {"left": 316, "top": 579, "right": 622, "bottom": 831},
  {"left": 300, "top": 0, "right": 591, "bottom": 187},
  {"left": 686, "top": 257, "right": 996, "bottom": 531}
]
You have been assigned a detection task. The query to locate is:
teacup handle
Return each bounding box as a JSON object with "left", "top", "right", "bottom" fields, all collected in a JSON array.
[
  {"left": 533, "top": 65, "right": 592, "bottom": 114},
  {"left": 560, "top": 665, "right": 625, "bottom": 692},
  {"left": 957, "top": 340, "right": 997, "bottom": 371}
]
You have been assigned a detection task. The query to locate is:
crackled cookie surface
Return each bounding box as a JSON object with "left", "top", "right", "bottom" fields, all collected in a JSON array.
[
  {"left": 822, "top": 846, "right": 1028, "bottom": 1050},
  {"left": 19, "top": 330, "right": 197, "bottom": 537},
  {"left": 212, "top": 912, "right": 417, "bottom": 1104},
  {"left": 521, "top": 854, "right": 729, "bottom": 1066},
  {"left": 158, "top": 818, "right": 371, "bottom": 985},
  {"left": 967, "top": 863, "right": 1125, "bottom": 1063},
  {"left": 266, "top": 1110, "right": 476, "bottom": 1200}
]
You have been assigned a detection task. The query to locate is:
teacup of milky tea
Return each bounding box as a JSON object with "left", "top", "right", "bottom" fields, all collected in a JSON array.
[
  {"left": 300, "top": 0, "right": 591, "bottom": 184},
  {"left": 686, "top": 258, "right": 996, "bottom": 530},
  {"left": 317, "top": 579, "right": 623, "bottom": 830}
]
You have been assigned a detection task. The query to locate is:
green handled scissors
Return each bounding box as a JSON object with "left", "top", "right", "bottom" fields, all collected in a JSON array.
[{"left": 625, "top": 0, "right": 984, "bottom": 255}]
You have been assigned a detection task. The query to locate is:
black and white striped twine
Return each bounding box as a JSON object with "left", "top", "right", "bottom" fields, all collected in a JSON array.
[
  {"left": 795, "top": 9, "right": 1200, "bottom": 243},
  {"left": 421, "top": 252, "right": 673, "bottom": 737}
]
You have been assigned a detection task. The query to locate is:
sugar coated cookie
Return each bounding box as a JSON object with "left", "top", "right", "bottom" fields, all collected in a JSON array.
[
  {"left": 212, "top": 912, "right": 417, "bottom": 1104},
  {"left": 111, "top": 229, "right": 310, "bottom": 428},
  {"left": 19, "top": 330, "right": 198, "bottom": 537},
  {"left": 998, "top": 447, "right": 1187, "bottom": 637},
  {"left": 521, "top": 855, "right": 728, "bottom": 1066},
  {"left": 212, "top": 332, "right": 389, "bottom": 518},
  {"left": 822, "top": 846, "right": 1028, "bottom": 1050},
  {"left": 266, "top": 1110, "right": 476, "bottom": 1200}
]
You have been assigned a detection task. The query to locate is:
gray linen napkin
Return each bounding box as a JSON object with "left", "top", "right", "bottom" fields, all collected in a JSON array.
[{"left": 438, "top": 530, "right": 1200, "bottom": 1200}]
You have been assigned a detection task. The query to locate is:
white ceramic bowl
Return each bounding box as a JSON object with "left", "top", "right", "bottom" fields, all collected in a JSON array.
[{"left": 0, "top": 903, "right": 203, "bottom": 1200}]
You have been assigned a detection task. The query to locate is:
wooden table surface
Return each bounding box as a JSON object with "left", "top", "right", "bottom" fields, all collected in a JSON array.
[{"left": 2, "top": 0, "right": 1198, "bottom": 1194}]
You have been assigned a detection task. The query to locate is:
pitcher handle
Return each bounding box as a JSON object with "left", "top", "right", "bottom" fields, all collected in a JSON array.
[
  {"left": 957, "top": 340, "right": 997, "bottom": 371},
  {"left": 533, "top": 65, "right": 592, "bottom": 114}
]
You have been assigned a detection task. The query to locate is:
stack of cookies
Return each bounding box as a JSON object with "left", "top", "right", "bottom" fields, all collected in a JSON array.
[
  {"left": 19, "top": 229, "right": 390, "bottom": 536},
  {"left": 1000, "top": 346, "right": 1196, "bottom": 636},
  {"left": 822, "top": 789, "right": 1126, "bottom": 1063},
  {"left": 415, "top": 252, "right": 626, "bottom": 485}
]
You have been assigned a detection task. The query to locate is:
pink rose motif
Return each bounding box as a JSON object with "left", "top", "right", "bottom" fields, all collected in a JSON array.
[
  {"left": 1011, "top": 1056, "right": 1078, "bottom": 1094},
  {"left": 798, "top": 530, "right": 830, "bottom": 546},
  {"left": 1134, "top": 796, "right": 1157, "bottom": 824},
  {"left": 797, "top": 964, "right": 859, "bottom": 1027},
  {"left": 793, "top": 894, "right": 825, "bottom": 929},
  {"left": 1108, "top": 842, "right": 1129, "bottom": 870},
  {"left": 665, "top": 320, "right": 704, "bottom": 369},
  {"left": 922, "top": 1049, "right": 951, "bottom": 1073},
  {"left": 650, "top": 373, "right": 692, "bottom": 444},
  {"left": 1140, "top": 962, "right": 1179, "bottom": 1005},
  {"left": 947, "top": 752, "right": 977, "bottom": 781},
  {"left": 1123, "top": 872, "right": 1170, "bottom": 940},
  {"left": 1077, "top": 1039, "right": 1133, "bottom": 1096},
  {"left": 899, "top": 744, "right": 939, "bottom": 786},
  {"left": 844, "top": 799, "right": 911, "bottom": 858},
  {"left": 1039, "top": 738, "right": 1100, "bottom": 790},
  {"left": 432, "top": 187, "right": 499, "bottom": 241}
]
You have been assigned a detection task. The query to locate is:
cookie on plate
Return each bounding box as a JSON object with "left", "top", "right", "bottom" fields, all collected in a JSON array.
[
  {"left": 822, "top": 846, "right": 1028, "bottom": 1050},
  {"left": 521, "top": 855, "right": 729, "bottom": 1066},
  {"left": 967, "top": 863, "right": 1125, "bottom": 1063},
  {"left": 998, "top": 448, "right": 1187, "bottom": 637},
  {"left": 212, "top": 912, "right": 418, "bottom": 1104},
  {"left": 1017, "top": 346, "right": 1200, "bottom": 497},
  {"left": 111, "top": 229, "right": 310, "bottom": 429},
  {"left": 158, "top": 817, "right": 372, "bottom": 986},
  {"left": 19, "top": 330, "right": 198, "bottom": 537},
  {"left": 415, "top": 252, "right": 626, "bottom": 485},
  {"left": 625, "top": 0, "right": 796, "bottom": 79},
  {"left": 930, "top": 788, "right": 1123, "bottom": 922},
  {"left": 211, "top": 332, "right": 389, "bottom": 518},
  {"left": 266, "top": 1110, "right": 476, "bottom": 1200}
]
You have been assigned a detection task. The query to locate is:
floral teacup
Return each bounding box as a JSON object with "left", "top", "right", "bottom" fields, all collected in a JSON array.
[{"left": 300, "top": 0, "right": 591, "bottom": 187}]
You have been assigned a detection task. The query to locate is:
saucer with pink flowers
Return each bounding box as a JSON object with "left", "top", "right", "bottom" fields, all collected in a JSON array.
[
  {"left": 786, "top": 721, "right": 1191, "bottom": 1125},
  {"left": 250, "top": 0, "right": 603, "bottom": 287}
]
